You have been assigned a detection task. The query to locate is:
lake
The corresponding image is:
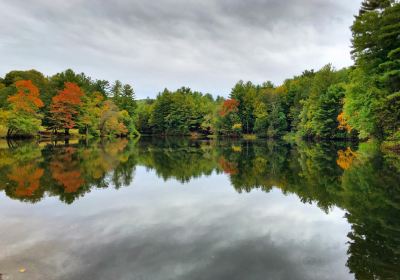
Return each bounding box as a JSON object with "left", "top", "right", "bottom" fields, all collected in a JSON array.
[{"left": 0, "top": 138, "right": 399, "bottom": 280}]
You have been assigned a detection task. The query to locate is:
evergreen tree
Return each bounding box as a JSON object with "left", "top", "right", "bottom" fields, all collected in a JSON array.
[
  {"left": 360, "top": 0, "right": 393, "bottom": 14},
  {"left": 267, "top": 103, "right": 287, "bottom": 138},
  {"left": 346, "top": 0, "right": 400, "bottom": 139}
]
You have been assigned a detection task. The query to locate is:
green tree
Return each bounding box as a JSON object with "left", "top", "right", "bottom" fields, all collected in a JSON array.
[
  {"left": 267, "top": 102, "right": 287, "bottom": 138},
  {"left": 344, "top": 69, "right": 383, "bottom": 138},
  {"left": 78, "top": 92, "right": 104, "bottom": 136},
  {"left": 346, "top": 1, "right": 400, "bottom": 139},
  {"left": 298, "top": 65, "right": 347, "bottom": 139},
  {"left": 312, "top": 85, "right": 347, "bottom": 139},
  {"left": 230, "top": 81, "right": 257, "bottom": 133}
]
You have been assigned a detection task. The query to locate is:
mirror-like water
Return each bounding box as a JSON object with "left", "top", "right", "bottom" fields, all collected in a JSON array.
[{"left": 0, "top": 138, "right": 399, "bottom": 280}]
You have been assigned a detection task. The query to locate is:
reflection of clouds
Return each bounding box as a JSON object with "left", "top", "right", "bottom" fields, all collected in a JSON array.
[{"left": 0, "top": 169, "right": 351, "bottom": 280}]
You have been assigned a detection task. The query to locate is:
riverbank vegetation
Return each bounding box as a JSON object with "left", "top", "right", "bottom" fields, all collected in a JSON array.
[
  {"left": 0, "top": 70, "right": 139, "bottom": 139},
  {"left": 0, "top": 0, "right": 399, "bottom": 143}
]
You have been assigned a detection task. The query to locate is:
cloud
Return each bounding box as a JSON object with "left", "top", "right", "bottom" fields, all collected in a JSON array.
[{"left": 0, "top": 0, "right": 361, "bottom": 98}]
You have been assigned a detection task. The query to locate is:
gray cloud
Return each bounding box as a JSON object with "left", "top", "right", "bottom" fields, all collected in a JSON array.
[{"left": 0, "top": 0, "right": 361, "bottom": 98}]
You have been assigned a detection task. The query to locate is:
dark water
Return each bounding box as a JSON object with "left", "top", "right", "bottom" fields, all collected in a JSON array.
[{"left": 0, "top": 138, "right": 399, "bottom": 280}]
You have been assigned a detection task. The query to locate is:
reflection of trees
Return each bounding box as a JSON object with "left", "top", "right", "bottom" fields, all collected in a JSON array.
[
  {"left": 0, "top": 143, "right": 45, "bottom": 202},
  {"left": 216, "top": 141, "right": 290, "bottom": 193},
  {"left": 293, "top": 142, "right": 344, "bottom": 211},
  {"left": 108, "top": 139, "right": 138, "bottom": 189},
  {"left": 218, "top": 157, "right": 238, "bottom": 175},
  {"left": 50, "top": 146, "right": 85, "bottom": 193},
  {"left": 337, "top": 147, "right": 357, "bottom": 170},
  {"left": 218, "top": 140, "right": 399, "bottom": 278},
  {"left": 45, "top": 139, "right": 136, "bottom": 203},
  {"left": 218, "top": 141, "right": 400, "bottom": 278},
  {"left": 339, "top": 143, "right": 400, "bottom": 279},
  {"left": 0, "top": 139, "right": 137, "bottom": 204},
  {"left": 9, "top": 164, "right": 44, "bottom": 197},
  {"left": 0, "top": 138, "right": 399, "bottom": 278},
  {"left": 217, "top": 141, "right": 345, "bottom": 212},
  {"left": 136, "top": 138, "right": 219, "bottom": 183}
]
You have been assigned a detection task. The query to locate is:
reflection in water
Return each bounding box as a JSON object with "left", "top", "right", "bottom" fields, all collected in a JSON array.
[
  {"left": 9, "top": 163, "right": 44, "bottom": 198},
  {"left": 337, "top": 147, "right": 357, "bottom": 170},
  {"left": 1, "top": 139, "right": 136, "bottom": 204},
  {"left": 50, "top": 147, "right": 85, "bottom": 193},
  {"left": 0, "top": 138, "right": 399, "bottom": 279}
]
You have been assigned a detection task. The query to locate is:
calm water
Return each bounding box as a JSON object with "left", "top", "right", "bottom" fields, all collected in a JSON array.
[{"left": 0, "top": 138, "right": 399, "bottom": 280}]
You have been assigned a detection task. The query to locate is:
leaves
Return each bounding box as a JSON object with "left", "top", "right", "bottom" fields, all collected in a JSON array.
[
  {"left": 50, "top": 82, "right": 84, "bottom": 130},
  {"left": 219, "top": 99, "right": 239, "bottom": 117},
  {"left": 4, "top": 80, "right": 44, "bottom": 137},
  {"left": 337, "top": 112, "right": 352, "bottom": 132},
  {"left": 8, "top": 80, "right": 44, "bottom": 112}
]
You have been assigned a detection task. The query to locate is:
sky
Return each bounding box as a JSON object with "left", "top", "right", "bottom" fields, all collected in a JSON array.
[{"left": 0, "top": 0, "right": 361, "bottom": 98}]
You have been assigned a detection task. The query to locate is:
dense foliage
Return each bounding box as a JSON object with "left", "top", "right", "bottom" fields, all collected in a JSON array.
[
  {"left": 133, "top": 66, "right": 354, "bottom": 139},
  {"left": 0, "top": 69, "right": 138, "bottom": 138}
]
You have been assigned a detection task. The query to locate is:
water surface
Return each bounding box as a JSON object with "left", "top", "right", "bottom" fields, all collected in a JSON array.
[{"left": 0, "top": 138, "right": 399, "bottom": 280}]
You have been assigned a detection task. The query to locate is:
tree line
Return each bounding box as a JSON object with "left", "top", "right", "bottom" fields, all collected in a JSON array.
[
  {"left": 1, "top": 0, "right": 399, "bottom": 141},
  {"left": 136, "top": 0, "right": 399, "bottom": 141},
  {"left": 0, "top": 69, "right": 138, "bottom": 138}
]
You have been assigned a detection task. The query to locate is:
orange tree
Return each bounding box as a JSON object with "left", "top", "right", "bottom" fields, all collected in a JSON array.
[{"left": 50, "top": 82, "right": 84, "bottom": 135}]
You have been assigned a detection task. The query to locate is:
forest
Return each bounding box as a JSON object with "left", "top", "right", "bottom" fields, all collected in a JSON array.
[{"left": 0, "top": 0, "right": 399, "bottom": 143}]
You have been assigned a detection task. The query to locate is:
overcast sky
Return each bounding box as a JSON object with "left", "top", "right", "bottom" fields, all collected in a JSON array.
[{"left": 0, "top": 0, "right": 361, "bottom": 98}]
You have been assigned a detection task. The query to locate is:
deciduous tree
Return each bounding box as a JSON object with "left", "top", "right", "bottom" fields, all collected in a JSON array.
[{"left": 50, "top": 82, "right": 84, "bottom": 134}]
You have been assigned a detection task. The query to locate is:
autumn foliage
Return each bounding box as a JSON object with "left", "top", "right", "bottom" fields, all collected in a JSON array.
[
  {"left": 337, "top": 147, "right": 357, "bottom": 170},
  {"left": 3, "top": 80, "right": 45, "bottom": 137},
  {"left": 8, "top": 80, "right": 44, "bottom": 112},
  {"left": 219, "top": 99, "right": 239, "bottom": 117},
  {"left": 50, "top": 82, "right": 84, "bottom": 131},
  {"left": 337, "top": 112, "right": 352, "bottom": 132}
]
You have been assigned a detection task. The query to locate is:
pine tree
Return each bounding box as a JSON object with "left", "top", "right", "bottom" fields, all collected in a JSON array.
[
  {"left": 360, "top": 0, "right": 393, "bottom": 14},
  {"left": 347, "top": 1, "right": 400, "bottom": 138}
]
